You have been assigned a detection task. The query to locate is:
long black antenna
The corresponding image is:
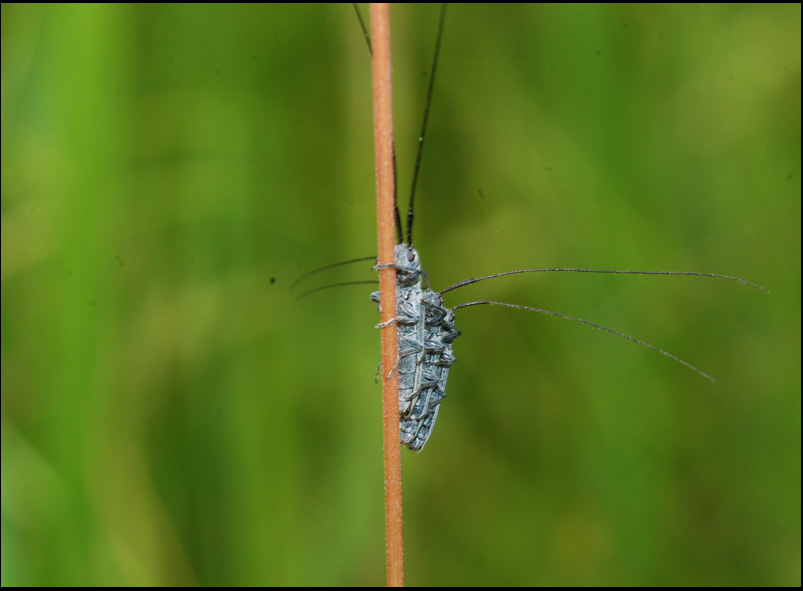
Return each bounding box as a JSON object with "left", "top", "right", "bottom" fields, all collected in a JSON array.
[
  {"left": 296, "top": 280, "right": 379, "bottom": 300},
  {"left": 406, "top": 3, "right": 447, "bottom": 245},
  {"left": 441, "top": 268, "right": 769, "bottom": 295},
  {"left": 289, "top": 256, "right": 376, "bottom": 289},
  {"left": 352, "top": 3, "right": 371, "bottom": 54},
  {"left": 454, "top": 299, "right": 717, "bottom": 381}
]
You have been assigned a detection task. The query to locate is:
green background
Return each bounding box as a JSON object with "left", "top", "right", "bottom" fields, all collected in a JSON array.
[{"left": 2, "top": 3, "right": 799, "bottom": 586}]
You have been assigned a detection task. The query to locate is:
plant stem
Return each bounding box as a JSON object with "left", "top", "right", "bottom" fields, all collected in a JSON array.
[{"left": 370, "top": 3, "right": 404, "bottom": 587}]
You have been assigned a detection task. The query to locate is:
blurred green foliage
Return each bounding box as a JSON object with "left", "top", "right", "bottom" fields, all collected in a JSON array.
[{"left": 1, "top": 3, "right": 799, "bottom": 586}]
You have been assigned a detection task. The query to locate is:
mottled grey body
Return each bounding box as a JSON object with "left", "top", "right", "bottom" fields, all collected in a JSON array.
[
  {"left": 373, "top": 244, "right": 461, "bottom": 451},
  {"left": 400, "top": 289, "right": 460, "bottom": 450}
]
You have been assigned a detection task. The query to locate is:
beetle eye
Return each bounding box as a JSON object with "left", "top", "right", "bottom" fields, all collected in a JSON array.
[{"left": 408, "top": 251, "right": 416, "bottom": 262}]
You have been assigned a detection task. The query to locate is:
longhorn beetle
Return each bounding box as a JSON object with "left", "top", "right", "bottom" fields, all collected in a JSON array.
[{"left": 293, "top": 5, "right": 767, "bottom": 451}]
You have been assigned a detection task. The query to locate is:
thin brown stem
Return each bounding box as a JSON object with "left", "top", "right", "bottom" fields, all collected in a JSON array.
[{"left": 370, "top": 3, "right": 404, "bottom": 587}]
